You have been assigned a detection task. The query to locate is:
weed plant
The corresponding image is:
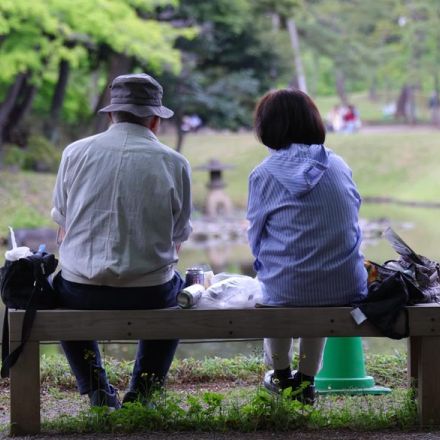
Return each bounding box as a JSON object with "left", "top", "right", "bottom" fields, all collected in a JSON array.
[{"left": 44, "top": 386, "right": 417, "bottom": 434}]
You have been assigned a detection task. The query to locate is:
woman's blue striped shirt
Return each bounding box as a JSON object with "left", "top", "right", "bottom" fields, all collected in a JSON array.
[{"left": 247, "top": 143, "right": 367, "bottom": 306}]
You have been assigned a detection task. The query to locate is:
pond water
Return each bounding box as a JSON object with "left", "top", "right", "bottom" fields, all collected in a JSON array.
[{"left": 6, "top": 202, "right": 440, "bottom": 360}]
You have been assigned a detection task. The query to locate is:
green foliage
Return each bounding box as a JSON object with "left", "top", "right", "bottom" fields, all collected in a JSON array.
[
  {"left": 0, "top": 0, "right": 192, "bottom": 83},
  {"left": 157, "top": 0, "right": 291, "bottom": 133},
  {"left": 0, "top": 170, "right": 56, "bottom": 233},
  {"left": 3, "top": 136, "right": 61, "bottom": 172},
  {"left": 2, "top": 145, "right": 26, "bottom": 169},
  {"left": 0, "top": 0, "right": 196, "bottom": 134},
  {"left": 24, "top": 136, "right": 61, "bottom": 172}
]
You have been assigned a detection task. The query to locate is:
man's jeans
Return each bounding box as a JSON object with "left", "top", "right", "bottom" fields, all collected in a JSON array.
[{"left": 54, "top": 272, "right": 184, "bottom": 395}]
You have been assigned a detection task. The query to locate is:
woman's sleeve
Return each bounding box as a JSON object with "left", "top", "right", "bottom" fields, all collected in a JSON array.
[{"left": 246, "top": 171, "right": 267, "bottom": 259}]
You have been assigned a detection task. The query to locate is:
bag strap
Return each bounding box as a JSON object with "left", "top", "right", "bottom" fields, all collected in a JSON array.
[
  {"left": 1, "top": 306, "right": 9, "bottom": 374},
  {"left": 1, "top": 260, "right": 42, "bottom": 378},
  {"left": 385, "top": 272, "right": 410, "bottom": 339},
  {"left": 386, "top": 307, "right": 410, "bottom": 340}
]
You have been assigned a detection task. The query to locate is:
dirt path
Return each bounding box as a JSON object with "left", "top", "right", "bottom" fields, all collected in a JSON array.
[
  {"left": 1, "top": 385, "right": 440, "bottom": 440},
  {"left": 360, "top": 123, "right": 439, "bottom": 134},
  {"left": 1, "top": 431, "right": 440, "bottom": 440}
]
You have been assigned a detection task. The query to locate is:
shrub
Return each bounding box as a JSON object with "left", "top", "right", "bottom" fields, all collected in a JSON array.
[{"left": 3, "top": 136, "right": 61, "bottom": 172}]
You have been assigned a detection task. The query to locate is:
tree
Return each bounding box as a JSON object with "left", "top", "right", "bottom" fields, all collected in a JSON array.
[
  {"left": 157, "top": 0, "right": 290, "bottom": 151},
  {"left": 0, "top": 0, "right": 194, "bottom": 155}
]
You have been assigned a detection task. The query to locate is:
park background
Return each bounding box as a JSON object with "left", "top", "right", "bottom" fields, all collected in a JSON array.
[{"left": 0, "top": 0, "right": 440, "bottom": 377}]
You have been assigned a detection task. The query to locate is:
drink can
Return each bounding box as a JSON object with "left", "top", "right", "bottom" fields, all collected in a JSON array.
[
  {"left": 177, "top": 284, "right": 205, "bottom": 308},
  {"left": 185, "top": 267, "right": 204, "bottom": 286}
]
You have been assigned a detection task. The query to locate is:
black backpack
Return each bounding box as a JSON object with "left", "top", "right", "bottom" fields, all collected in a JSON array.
[{"left": 0, "top": 252, "right": 58, "bottom": 377}]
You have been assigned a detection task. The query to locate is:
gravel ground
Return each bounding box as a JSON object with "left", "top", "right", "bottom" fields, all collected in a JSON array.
[{"left": 1, "top": 431, "right": 440, "bottom": 440}]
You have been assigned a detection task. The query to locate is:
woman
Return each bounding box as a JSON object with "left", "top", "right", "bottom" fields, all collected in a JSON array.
[{"left": 247, "top": 89, "right": 367, "bottom": 403}]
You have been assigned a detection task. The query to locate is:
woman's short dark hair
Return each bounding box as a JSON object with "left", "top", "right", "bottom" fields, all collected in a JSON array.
[{"left": 254, "top": 88, "right": 326, "bottom": 150}]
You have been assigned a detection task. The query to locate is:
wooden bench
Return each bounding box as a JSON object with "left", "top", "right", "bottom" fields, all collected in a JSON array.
[{"left": 7, "top": 304, "right": 440, "bottom": 435}]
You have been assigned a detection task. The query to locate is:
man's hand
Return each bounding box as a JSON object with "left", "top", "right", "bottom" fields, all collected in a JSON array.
[{"left": 57, "top": 227, "right": 66, "bottom": 245}]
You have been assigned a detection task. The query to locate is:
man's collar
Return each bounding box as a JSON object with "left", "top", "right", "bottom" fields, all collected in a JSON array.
[{"left": 108, "top": 122, "right": 158, "bottom": 141}]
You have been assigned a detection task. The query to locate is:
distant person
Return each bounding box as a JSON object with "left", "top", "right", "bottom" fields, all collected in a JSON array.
[
  {"left": 51, "top": 73, "right": 192, "bottom": 409},
  {"left": 326, "top": 105, "right": 343, "bottom": 132},
  {"left": 181, "top": 114, "right": 202, "bottom": 132},
  {"left": 342, "top": 104, "right": 361, "bottom": 133},
  {"left": 247, "top": 88, "right": 367, "bottom": 404}
]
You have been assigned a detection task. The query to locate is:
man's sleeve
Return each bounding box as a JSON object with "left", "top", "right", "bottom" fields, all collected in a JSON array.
[
  {"left": 173, "top": 160, "right": 193, "bottom": 243},
  {"left": 51, "top": 152, "right": 68, "bottom": 228}
]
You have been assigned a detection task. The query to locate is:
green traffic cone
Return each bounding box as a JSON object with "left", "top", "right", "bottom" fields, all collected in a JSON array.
[{"left": 315, "top": 337, "right": 390, "bottom": 394}]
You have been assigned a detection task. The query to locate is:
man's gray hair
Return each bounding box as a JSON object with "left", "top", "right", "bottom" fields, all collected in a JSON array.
[{"left": 111, "top": 111, "right": 153, "bottom": 126}]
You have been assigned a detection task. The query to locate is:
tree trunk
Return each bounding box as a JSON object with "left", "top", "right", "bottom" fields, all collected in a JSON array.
[
  {"left": 94, "top": 54, "right": 132, "bottom": 133},
  {"left": 3, "top": 80, "right": 37, "bottom": 145},
  {"left": 44, "top": 59, "right": 70, "bottom": 142},
  {"left": 310, "top": 53, "right": 320, "bottom": 97},
  {"left": 430, "top": 74, "right": 440, "bottom": 126},
  {"left": 368, "top": 76, "right": 378, "bottom": 101},
  {"left": 0, "top": 73, "right": 28, "bottom": 146},
  {"left": 335, "top": 69, "right": 348, "bottom": 105},
  {"left": 395, "top": 84, "right": 417, "bottom": 124},
  {"left": 174, "top": 113, "right": 185, "bottom": 153},
  {"left": 286, "top": 18, "right": 307, "bottom": 93}
]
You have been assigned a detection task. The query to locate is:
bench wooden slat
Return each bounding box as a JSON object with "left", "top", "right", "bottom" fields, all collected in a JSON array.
[
  {"left": 10, "top": 307, "right": 386, "bottom": 341},
  {"left": 9, "top": 305, "right": 440, "bottom": 342}
]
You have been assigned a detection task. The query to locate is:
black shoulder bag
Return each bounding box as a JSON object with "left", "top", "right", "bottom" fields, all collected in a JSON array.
[
  {"left": 355, "top": 259, "right": 439, "bottom": 340},
  {"left": 0, "top": 252, "right": 58, "bottom": 377}
]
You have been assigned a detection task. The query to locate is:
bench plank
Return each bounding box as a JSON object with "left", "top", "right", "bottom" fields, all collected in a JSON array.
[
  {"left": 10, "top": 305, "right": 440, "bottom": 342},
  {"left": 10, "top": 308, "right": 386, "bottom": 341}
]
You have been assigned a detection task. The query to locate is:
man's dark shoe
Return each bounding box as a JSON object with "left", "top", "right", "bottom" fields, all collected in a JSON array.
[
  {"left": 263, "top": 370, "right": 316, "bottom": 405},
  {"left": 88, "top": 384, "right": 121, "bottom": 410},
  {"left": 123, "top": 375, "right": 163, "bottom": 407},
  {"left": 122, "top": 390, "right": 155, "bottom": 408}
]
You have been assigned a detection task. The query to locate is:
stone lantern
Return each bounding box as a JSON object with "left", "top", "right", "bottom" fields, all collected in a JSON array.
[{"left": 195, "top": 159, "right": 234, "bottom": 217}]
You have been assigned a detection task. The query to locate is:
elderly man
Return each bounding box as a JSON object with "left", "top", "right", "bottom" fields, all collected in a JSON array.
[{"left": 51, "top": 73, "right": 192, "bottom": 408}]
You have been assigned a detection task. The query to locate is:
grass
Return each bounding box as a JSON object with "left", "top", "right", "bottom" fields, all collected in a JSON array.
[
  {"left": 34, "top": 352, "right": 418, "bottom": 434},
  {"left": 314, "top": 91, "right": 434, "bottom": 123},
  {"left": 163, "top": 127, "right": 440, "bottom": 210},
  {"left": 33, "top": 352, "right": 407, "bottom": 391},
  {"left": 0, "top": 170, "right": 56, "bottom": 232},
  {"left": 44, "top": 388, "right": 417, "bottom": 434},
  {"left": 1, "top": 127, "right": 440, "bottom": 237},
  {"left": 0, "top": 353, "right": 421, "bottom": 433},
  {"left": 2, "top": 128, "right": 440, "bottom": 267}
]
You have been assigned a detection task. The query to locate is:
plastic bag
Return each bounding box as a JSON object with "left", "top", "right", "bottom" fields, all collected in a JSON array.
[{"left": 198, "top": 273, "right": 263, "bottom": 309}]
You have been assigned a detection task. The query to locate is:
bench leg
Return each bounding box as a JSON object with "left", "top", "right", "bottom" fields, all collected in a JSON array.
[
  {"left": 10, "top": 341, "right": 40, "bottom": 435},
  {"left": 417, "top": 336, "right": 440, "bottom": 426},
  {"left": 407, "top": 336, "right": 421, "bottom": 387}
]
